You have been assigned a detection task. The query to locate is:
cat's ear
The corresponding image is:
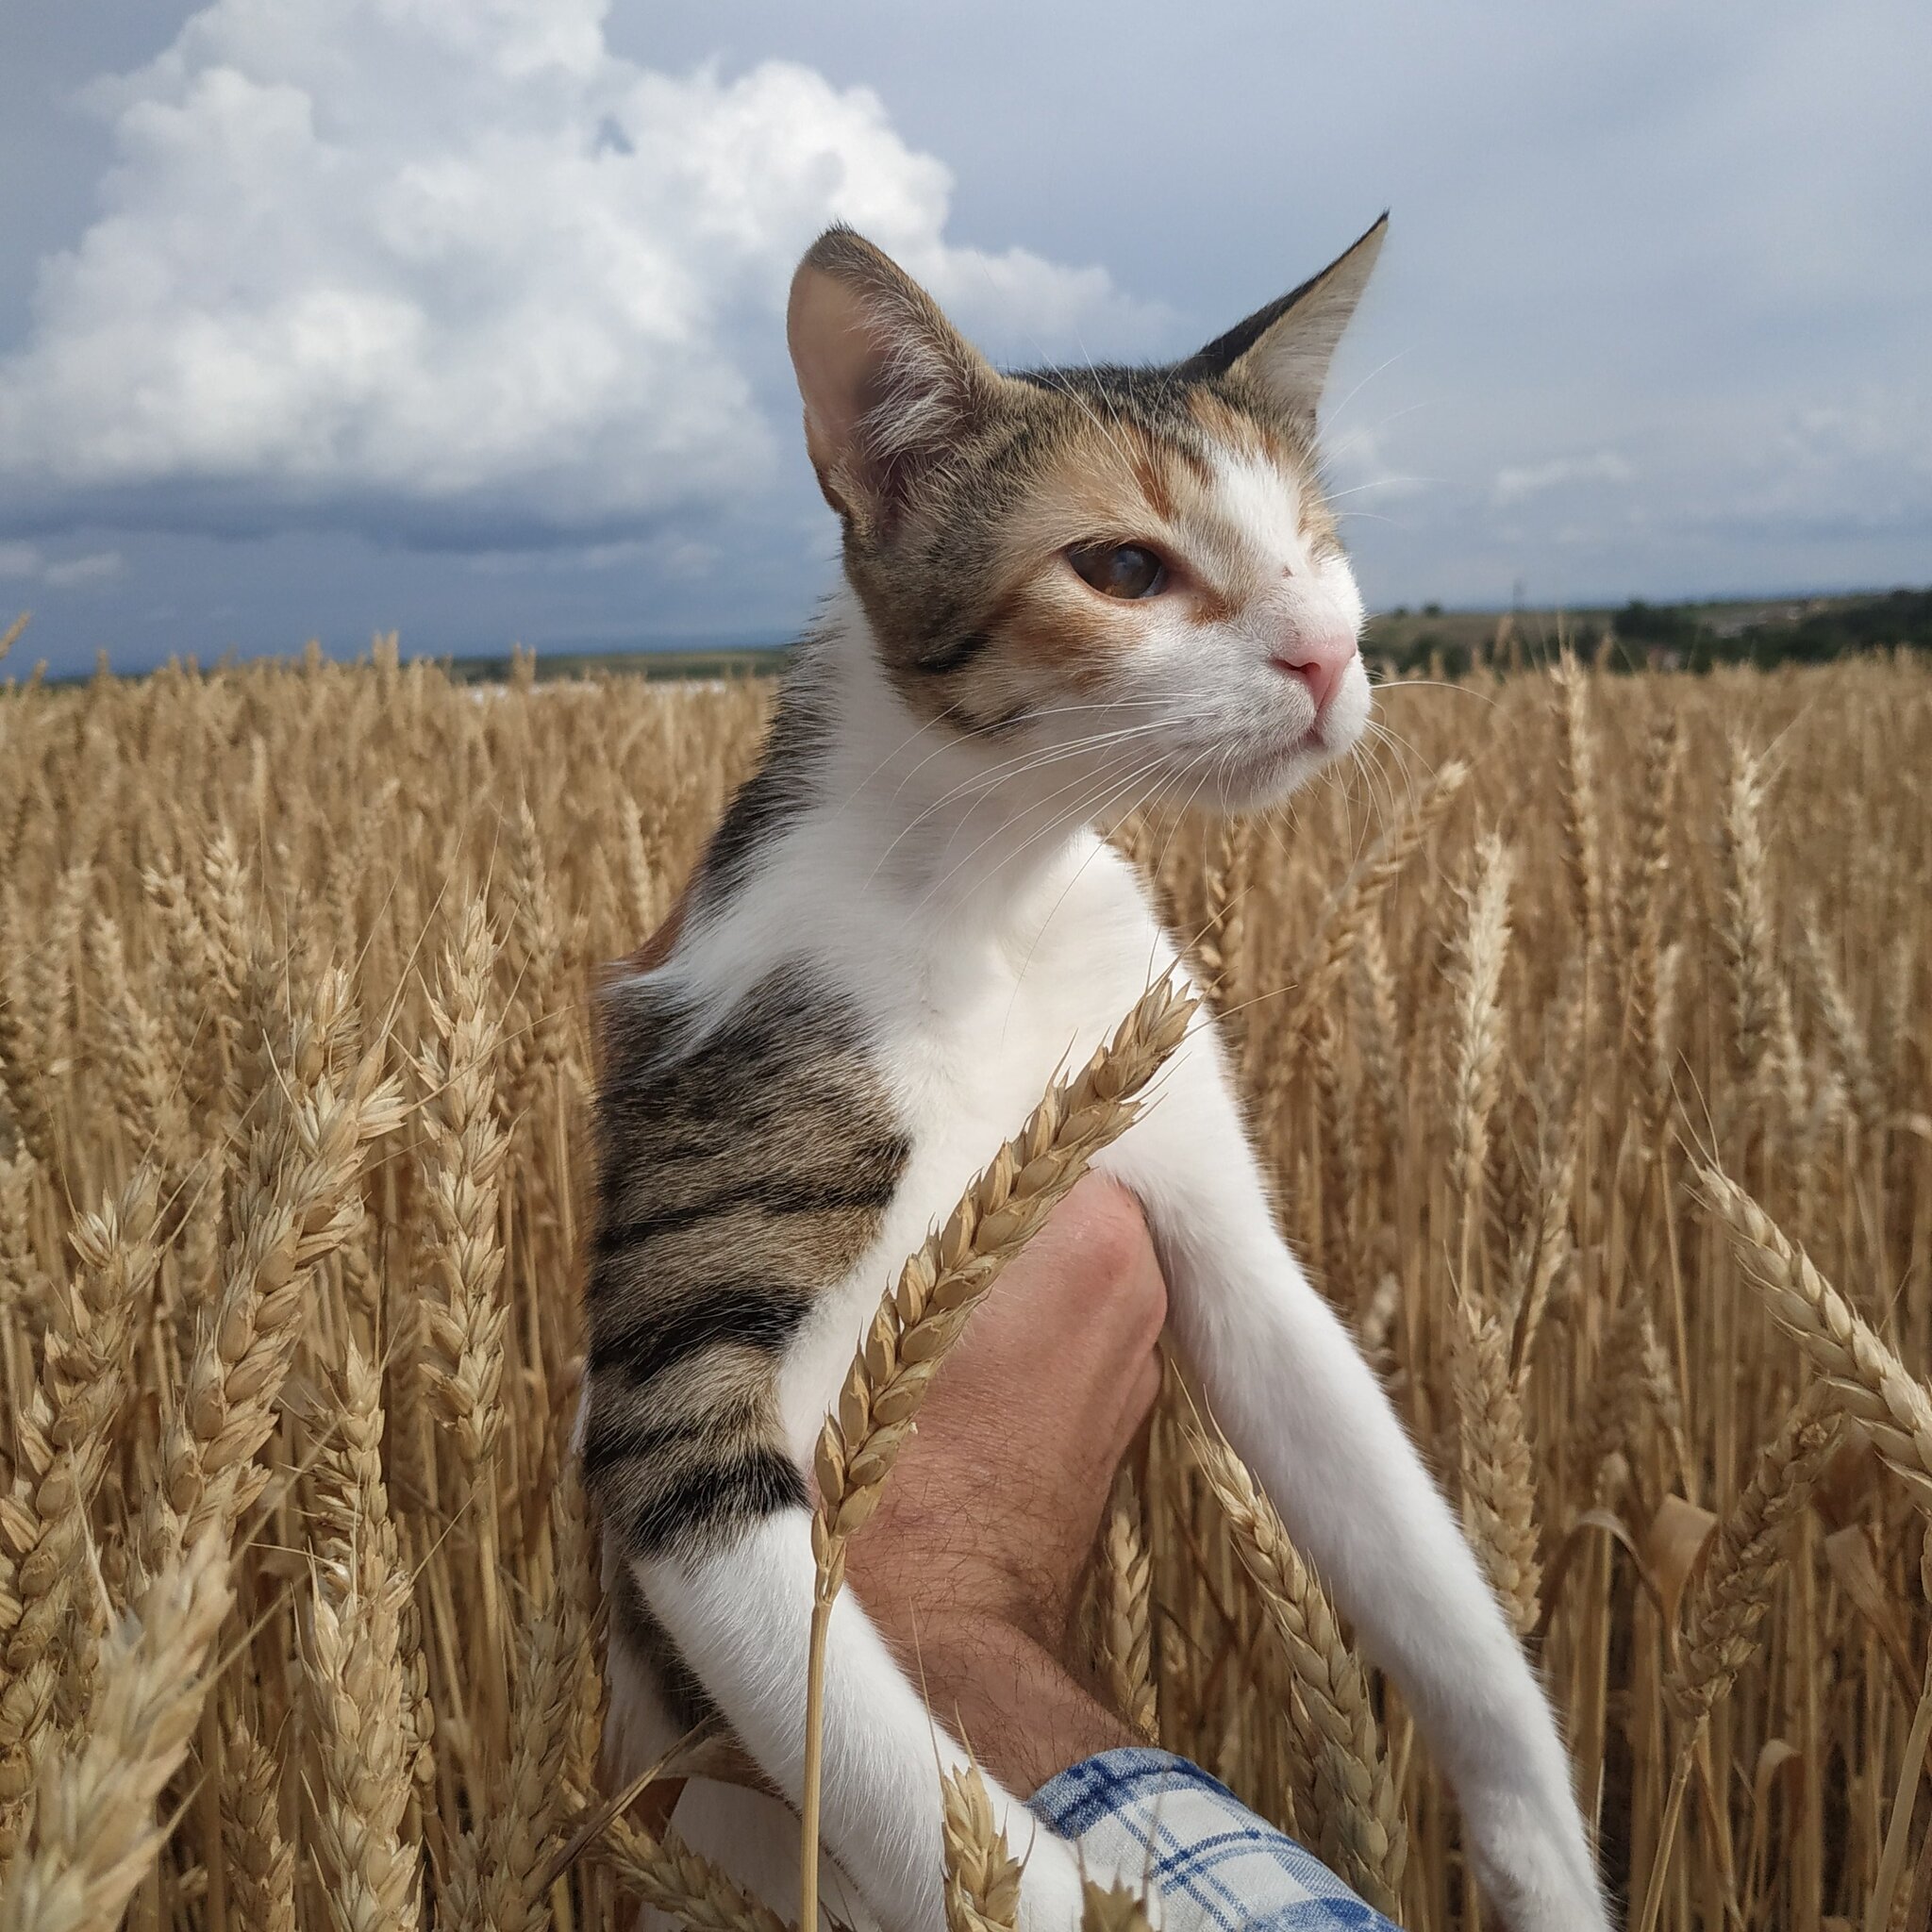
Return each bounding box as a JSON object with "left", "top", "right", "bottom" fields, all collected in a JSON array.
[
  {"left": 787, "top": 226, "right": 1000, "bottom": 529},
  {"left": 1186, "top": 214, "right": 1388, "bottom": 421}
]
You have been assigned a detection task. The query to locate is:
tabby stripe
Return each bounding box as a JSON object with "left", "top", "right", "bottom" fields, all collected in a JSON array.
[
  {"left": 626, "top": 1445, "right": 808, "bottom": 1557},
  {"left": 581, "top": 1409, "right": 716, "bottom": 1484},
  {"left": 591, "top": 1172, "right": 901, "bottom": 1257},
  {"left": 588, "top": 1278, "right": 813, "bottom": 1381}
]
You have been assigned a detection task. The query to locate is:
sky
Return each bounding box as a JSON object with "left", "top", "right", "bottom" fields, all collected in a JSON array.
[{"left": 3, "top": 0, "right": 1927, "bottom": 678}]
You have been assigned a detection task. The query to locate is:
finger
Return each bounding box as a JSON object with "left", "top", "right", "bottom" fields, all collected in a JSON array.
[{"left": 1112, "top": 1345, "right": 1163, "bottom": 1467}]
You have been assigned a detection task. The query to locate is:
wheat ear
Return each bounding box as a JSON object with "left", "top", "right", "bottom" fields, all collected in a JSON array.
[
  {"left": 1281, "top": 759, "right": 1470, "bottom": 1052},
  {"left": 1096, "top": 1469, "right": 1158, "bottom": 1740},
  {"left": 0, "top": 896, "right": 57, "bottom": 1174},
  {"left": 156, "top": 967, "right": 403, "bottom": 1563},
  {"left": 1552, "top": 649, "right": 1606, "bottom": 974},
  {"left": 452, "top": 1464, "right": 600, "bottom": 1932},
  {"left": 1079, "top": 1879, "right": 1157, "bottom": 1932},
  {"left": 1694, "top": 1162, "right": 1932, "bottom": 1511},
  {"left": 1576, "top": 1295, "right": 1673, "bottom": 1509},
  {"left": 1715, "top": 738, "right": 1800, "bottom": 1130},
  {"left": 1452, "top": 1295, "right": 1543, "bottom": 1638},
  {"left": 811, "top": 974, "right": 1194, "bottom": 1591},
  {"left": 303, "top": 1515, "right": 422, "bottom": 1932},
  {"left": 224, "top": 1719, "right": 296, "bottom": 1932},
  {"left": 1196, "top": 819, "right": 1250, "bottom": 1014},
  {"left": 602, "top": 1810, "right": 794, "bottom": 1932},
  {"left": 0, "top": 1164, "right": 160, "bottom": 1864},
  {"left": 1618, "top": 708, "right": 1679, "bottom": 1107},
  {"left": 1800, "top": 918, "right": 1884, "bottom": 1136},
  {"left": 414, "top": 893, "right": 509, "bottom": 1475},
  {"left": 1187, "top": 1424, "right": 1406, "bottom": 1914},
  {"left": 87, "top": 914, "right": 193, "bottom": 1191},
  {"left": 801, "top": 973, "right": 1194, "bottom": 1930},
  {"left": 1640, "top": 1391, "right": 1839, "bottom": 1932},
  {"left": 1667, "top": 1387, "right": 1839, "bottom": 1730},
  {"left": 0, "top": 1530, "right": 231, "bottom": 1932},
  {"left": 941, "top": 1762, "right": 1024, "bottom": 1932},
  {"left": 1444, "top": 830, "right": 1514, "bottom": 1287},
  {"left": 308, "top": 1340, "right": 435, "bottom": 1804}
]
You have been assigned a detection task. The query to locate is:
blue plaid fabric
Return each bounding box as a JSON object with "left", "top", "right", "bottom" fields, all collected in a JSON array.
[{"left": 1029, "top": 1748, "right": 1401, "bottom": 1931}]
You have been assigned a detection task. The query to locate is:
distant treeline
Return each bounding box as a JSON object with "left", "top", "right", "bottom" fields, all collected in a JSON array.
[
  {"left": 1612, "top": 588, "right": 1932, "bottom": 668},
  {"left": 1370, "top": 587, "right": 1932, "bottom": 678}
]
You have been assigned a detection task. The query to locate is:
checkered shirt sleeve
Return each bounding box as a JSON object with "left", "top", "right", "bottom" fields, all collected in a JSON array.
[{"left": 1028, "top": 1747, "right": 1401, "bottom": 1931}]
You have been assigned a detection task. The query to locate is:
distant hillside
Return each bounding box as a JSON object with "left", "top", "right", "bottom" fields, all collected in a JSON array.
[
  {"left": 407, "top": 586, "right": 1932, "bottom": 687},
  {"left": 1364, "top": 586, "right": 1932, "bottom": 676},
  {"left": 442, "top": 642, "right": 790, "bottom": 684}
]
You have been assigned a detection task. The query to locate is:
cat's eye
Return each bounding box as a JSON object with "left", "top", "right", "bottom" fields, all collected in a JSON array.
[{"left": 1066, "top": 541, "right": 1169, "bottom": 601}]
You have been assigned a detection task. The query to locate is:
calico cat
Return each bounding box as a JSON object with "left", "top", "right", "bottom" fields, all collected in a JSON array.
[{"left": 583, "top": 217, "right": 1610, "bottom": 1932}]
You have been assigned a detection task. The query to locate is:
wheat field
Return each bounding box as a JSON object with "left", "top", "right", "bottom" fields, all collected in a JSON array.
[{"left": 0, "top": 627, "right": 1928, "bottom": 1932}]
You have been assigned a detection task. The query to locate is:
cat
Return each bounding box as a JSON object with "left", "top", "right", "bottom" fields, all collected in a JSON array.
[{"left": 581, "top": 216, "right": 1610, "bottom": 1932}]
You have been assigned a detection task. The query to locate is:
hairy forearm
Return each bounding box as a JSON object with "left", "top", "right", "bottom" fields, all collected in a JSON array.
[{"left": 901, "top": 1611, "right": 1137, "bottom": 1798}]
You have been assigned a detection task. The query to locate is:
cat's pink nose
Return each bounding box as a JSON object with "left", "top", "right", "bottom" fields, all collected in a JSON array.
[{"left": 1271, "top": 631, "right": 1357, "bottom": 715}]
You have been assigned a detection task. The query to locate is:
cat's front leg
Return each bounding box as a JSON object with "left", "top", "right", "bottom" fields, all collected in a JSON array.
[
  {"left": 629, "top": 1507, "right": 1094, "bottom": 1932},
  {"left": 1103, "top": 1054, "right": 1611, "bottom": 1932}
]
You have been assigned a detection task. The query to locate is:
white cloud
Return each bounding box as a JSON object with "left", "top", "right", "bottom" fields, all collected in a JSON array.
[
  {"left": 0, "top": 541, "right": 125, "bottom": 587},
  {"left": 1492, "top": 451, "right": 1635, "bottom": 504},
  {"left": 43, "top": 551, "right": 125, "bottom": 588},
  {"left": 0, "top": 0, "right": 1158, "bottom": 546}
]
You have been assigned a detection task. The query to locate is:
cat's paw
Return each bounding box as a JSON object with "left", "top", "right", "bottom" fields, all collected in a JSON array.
[
  {"left": 1462, "top": 1780, "right": 1615, "bottom": 1932},
  {"left": 1012, "top": 1831, "right": 1086, "bottom": 1932},
  {"left": 1014, "top": 1835, "right": 1158, "bottom": 1932}
]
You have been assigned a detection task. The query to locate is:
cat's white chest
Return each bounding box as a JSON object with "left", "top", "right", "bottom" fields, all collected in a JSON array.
[{"left": 773, "top": 833, "right": 1180, "bottom": 1455}]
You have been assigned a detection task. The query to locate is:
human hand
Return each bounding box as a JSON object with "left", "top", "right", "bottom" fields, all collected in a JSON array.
[{"left": 846, "top": 1174, "right": 1168, "bottom": 1793}]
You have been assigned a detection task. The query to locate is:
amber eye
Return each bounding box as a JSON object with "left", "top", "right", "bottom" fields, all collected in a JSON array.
[{"left": 1067, "top": 541, "right": 1169, "bottom": 600}]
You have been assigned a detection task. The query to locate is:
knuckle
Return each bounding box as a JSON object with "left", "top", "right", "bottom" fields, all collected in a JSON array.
[
  {"left": 1070, "top": 1178, "right": 1167, "bottom": 1328},
  {"left": 1075, "top": 1175, "right": 1151, "bottom": 1275}
]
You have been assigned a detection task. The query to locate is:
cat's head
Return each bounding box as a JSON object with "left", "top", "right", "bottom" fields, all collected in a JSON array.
[{"left": 787, "top": 217, "right": 1385, "bottom": 816}]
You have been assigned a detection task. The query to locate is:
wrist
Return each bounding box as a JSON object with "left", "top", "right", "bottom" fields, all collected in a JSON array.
[{"left": 903, "top": 1609, "right": 1137, "bottom": 1798}]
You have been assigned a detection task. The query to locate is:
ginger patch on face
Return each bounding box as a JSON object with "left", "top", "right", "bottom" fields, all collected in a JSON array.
[
  {"left": 962, "top": 384, "right": 1337, "bottom": 692},
  {"left": 974, "top": 414, "right": 1200, "bottom": 679}
]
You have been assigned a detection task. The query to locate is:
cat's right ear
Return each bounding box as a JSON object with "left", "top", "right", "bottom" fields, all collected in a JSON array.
[
  {"left": 1184, "top": 214, "right": 1388, "bottom": 425},
  {"left": 787, "top": 227, "right": 998, "bottom": 532}
]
